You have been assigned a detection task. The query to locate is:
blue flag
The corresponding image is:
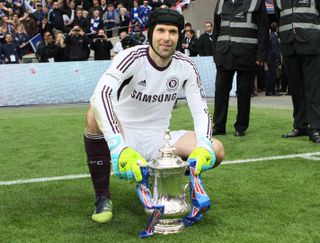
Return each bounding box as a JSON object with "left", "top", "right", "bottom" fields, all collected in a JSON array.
[{"left": 29, "top": 33, "right": 43, "bottom": 52}]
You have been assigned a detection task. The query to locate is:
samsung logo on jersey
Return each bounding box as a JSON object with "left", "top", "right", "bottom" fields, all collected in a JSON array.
[{"left": 131, "top": 90, "right": 177, "bottom": 103}]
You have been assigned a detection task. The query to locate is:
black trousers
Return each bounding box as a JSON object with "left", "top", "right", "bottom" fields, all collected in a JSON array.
[
  {"left": 213, "top": 69, "right": 255, "bottom": 133},
  {"left": 283, "top": 54, "right": 320, "bottom": 130},
  {"left": 265, "top": 64, "right": 277, "bottom": 94}
]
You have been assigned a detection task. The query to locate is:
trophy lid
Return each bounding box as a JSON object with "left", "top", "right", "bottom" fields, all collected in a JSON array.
[{"left": 148, "top": 129, "right": 188, "bottom": 170}]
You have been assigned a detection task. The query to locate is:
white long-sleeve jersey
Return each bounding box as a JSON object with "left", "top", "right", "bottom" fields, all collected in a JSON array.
[{"left": 90, "top": 45, "right": 212, "bottom": 144}]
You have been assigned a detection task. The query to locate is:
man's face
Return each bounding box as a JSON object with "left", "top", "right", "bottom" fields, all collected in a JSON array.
[
  {"left": 97, "top": 29, "right": 104, "bottom": 36},
  {"left": 119, "top": 31, "right": 127, "bottom": 39},
  {"left": 36, "top": 4, "right": 42, "bottom": 11},
  {"left": 47, "top": 35, "right": 54, "bottom": 44},
  {"left": 44, "top": 32, "right": 51, "bottom": 41},
  {"left": 93, "top": 10, "right": 99, "bottom": 18},
  {"left": 76, "top": 10, "right": 82, "bottom": 18},
  {"left": 5, "top": 34, "right": 13, "bottom": 44},
  {"left": 204, "top": 23, "right": 212, "bottom": 33},
  {"left": 53, "top": 2, "right": 60, "bottom": 9},
  {"left": 151, "top": 24, "right": 179, "bottom": 59}
]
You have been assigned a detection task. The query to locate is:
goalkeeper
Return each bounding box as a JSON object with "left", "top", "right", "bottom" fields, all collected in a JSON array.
[{"left": 84, "top": 8, "right": 225, "bottom": 223}]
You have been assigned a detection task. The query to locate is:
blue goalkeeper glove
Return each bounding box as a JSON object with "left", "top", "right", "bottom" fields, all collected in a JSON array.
[
  {"left": 107, "top": 134, "right": 147, "bottom": 182},
  {"left": 188, "top": 137, "right": 216, "bottom": 175}
]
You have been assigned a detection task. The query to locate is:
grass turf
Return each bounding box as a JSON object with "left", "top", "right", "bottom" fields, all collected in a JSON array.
[{"left": 0, "top": 103, "right": 319, "bottom": 242}]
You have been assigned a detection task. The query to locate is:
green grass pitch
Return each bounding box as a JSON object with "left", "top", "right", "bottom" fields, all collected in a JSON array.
[{"left": 0, "top": 103, "right": 319, "bottom": 242}]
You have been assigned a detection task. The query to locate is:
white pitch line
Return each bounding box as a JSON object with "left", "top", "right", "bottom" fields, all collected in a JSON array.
[
  {"left": 221, "top": 151, "right": 320, "bottom": 165},
  {"left": 1, "top": 152, "right": 319, "bottom": 186},
  {"left": 0, "top": 174, "right": 90, "bottom": 186}
]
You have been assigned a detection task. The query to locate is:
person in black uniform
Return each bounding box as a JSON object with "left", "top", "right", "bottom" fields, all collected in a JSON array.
[
  {"left": 275, "top": 0, "right": 320, "bottom": 143},
  {"left": 212, "top": 0, "right": 269, "bottom": 136}
]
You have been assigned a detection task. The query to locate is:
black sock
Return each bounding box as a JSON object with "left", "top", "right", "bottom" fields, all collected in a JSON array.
[{"left": 84, "top": 130, "right": 111, "bottom": 199}]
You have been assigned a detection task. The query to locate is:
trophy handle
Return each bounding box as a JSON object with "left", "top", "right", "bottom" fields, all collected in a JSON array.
[{"left": 183, "top": 182, "right": 190, "bottom": 200}]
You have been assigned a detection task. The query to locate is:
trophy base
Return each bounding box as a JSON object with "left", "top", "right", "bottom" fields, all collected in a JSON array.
[{"left": 154, "top": 219, "right": 185, "bottom": 234}]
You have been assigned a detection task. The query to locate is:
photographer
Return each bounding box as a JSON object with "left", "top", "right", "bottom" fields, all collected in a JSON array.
[
  {"left": 90, "top": 29, "right": 113, "bottom": 60},
  {"left": 64, "top": 25, "right": 90, "bottom": 61}
]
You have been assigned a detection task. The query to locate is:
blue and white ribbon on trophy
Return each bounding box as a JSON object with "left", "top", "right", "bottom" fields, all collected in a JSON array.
[
  {"left": 136, "top": 167, "right": 164, "bottom": 238},
  {"left": 136, "top": 160, "right": 211, "bottom": 237},
  {"left": 182, "top": 159, "right": 211, "bottom": 226}
]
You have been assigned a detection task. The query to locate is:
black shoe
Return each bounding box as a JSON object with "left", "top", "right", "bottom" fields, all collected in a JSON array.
[
  {"left": 281, "top": 129, "right": 307, "bottom": 138},
  {"left": 212, "top": 128, "right": 226, "bottom": 135},
  {"left": 235, "top": 131, "right": 245, "bottom": 137},
  {"left": 309, "top": 131, "right": 320, "bottom": 143}
]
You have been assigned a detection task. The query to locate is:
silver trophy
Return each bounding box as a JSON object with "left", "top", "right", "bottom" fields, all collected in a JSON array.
[{"left": 146, "top": 129, "right": 191, "bottom": 234}]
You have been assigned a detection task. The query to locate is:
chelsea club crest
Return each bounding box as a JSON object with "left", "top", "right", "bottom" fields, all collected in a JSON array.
[{"left": 166, "top": 76, "right": 179, "bottom": 92}]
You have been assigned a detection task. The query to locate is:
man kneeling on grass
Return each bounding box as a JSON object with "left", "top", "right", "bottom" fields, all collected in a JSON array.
[{"left": 84, "top": 8, "right": 225, "bottom": 223}]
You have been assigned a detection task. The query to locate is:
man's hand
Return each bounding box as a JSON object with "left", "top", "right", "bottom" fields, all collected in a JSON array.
[
  {"left": 107, "top": 134, "right": 147, "bottom": 181},
  {"left": 188, "top": 137, "right": 216, "bottom": 175},
  {"left": 117, "top": 147, "right": 147, "bottom": 181}
]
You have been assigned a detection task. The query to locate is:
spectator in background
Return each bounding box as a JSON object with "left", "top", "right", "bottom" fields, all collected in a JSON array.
[
  {"left": 32, "top": 3, "right": 45, "bottom": 27},
  {"left": 5, "top": 12, "right": 21, "bottom": 32},
  {"left": 130, "top": 24, "right": 146, "bottom": 45},
  {"left": 90, "top": 28, "right": 113, "bottom": 60},
  {"left": 12, "top": 0, "right": 24, "bottom": 16},
  {"left": 98, "top": 0, "right": 108, "bottom": 18},
  {"left": 82, "top": 10, "right": 90, "bottom": 22},
  {"left": 73, "top": 8, "right": 90, "bottom": 33},
  {"left": 42, "top": 5, "right": 50, "bottom": 17},
  {"left": 14, "top": 24, "right": 30, "bottom": 56},
  {"left": 1, "top": 15, "right": 14, "bottom": 34},
  {"left": 0, "top": 2, "right": 6, "bottom": 18},
  {"left": 265, "top": 22, "right": 281, "bottom": 96},
  {"left": 103, "top": 4, "right": 115, "bottom": 38},
  {"left": 0, "top": 24, "right": 9, "bottom": 44},
  {"left": 36, "top": 31, "right": 52, "bottom": 61},
  {"left": 20, "top": 12, "right": 38, "bottom": 38},
  {"left": 112, "top": 30, "right": 127, "bottom": 55},
  {"left": 89, "top": 9, "right": 103, "bottom": 36},
  {"left": 88, "top": 0, "right": 100, "bottom": 17},
  {"left": 182, "top": 22, "right": 192, "bottom": 36},
  {"left": 118, "top": 7, "right": 129, "bottom": 35},
  {"left": 138, "top": 0, "right": 151, "bottom": 30},
  {"left": 48, "top": 1, "right": 69, "bottom": 33},
  {"left": 113, "top": 2, "right": 123, "bottom": 33},
  {"left": 197, "top": 21, "right": 213, "bottom": 56},
  {"left": 130, "top": 0, "right": 142, "bottom": 31},
  {"left": 39, "top": 33, "right": 55, "bottom": 62},
  {"left": 64, "top": 25, "right": 90, "bottom": 61},
  {"left": 39, "top": 16, "right": 53, "bottom": 38},
  {"left": 62, "top": 0, "right": 76, "bottom": 30},
  {"left": 181, "top": 29, "right": 198, "bottom": 56},
  {"left": 0, "top": 33, "right": 21, "bottom": 63},
  {"left": 54, "top": 31, "right": 68, "bottom": 61}
]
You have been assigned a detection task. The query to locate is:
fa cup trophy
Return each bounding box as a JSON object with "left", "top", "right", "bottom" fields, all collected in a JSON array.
[{"left": 136, "top": 129, "right": 211, "bottom": 238}]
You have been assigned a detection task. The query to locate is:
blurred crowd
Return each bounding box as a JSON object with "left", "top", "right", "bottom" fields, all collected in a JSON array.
[{"left": 0, "top": 0, "right": 193, "bottom": 63}]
